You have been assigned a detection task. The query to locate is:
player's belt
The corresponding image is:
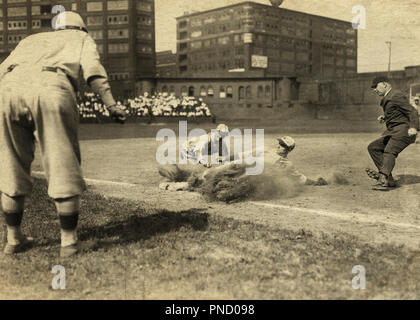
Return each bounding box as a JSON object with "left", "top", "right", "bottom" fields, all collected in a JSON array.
[
  {"left": 42, "top": 66, "right": 66, "bottom": 74},
  {"left": 42, "top": 66, "right": 78, "bottom": 92}
]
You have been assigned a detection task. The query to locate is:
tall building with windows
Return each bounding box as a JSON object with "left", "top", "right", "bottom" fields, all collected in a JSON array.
[
  {"left": 0, "top": 0, "right": 155, "bottom": 97},
  {"left": 176, "top": 1, "right": 357, "bottom": 79}
]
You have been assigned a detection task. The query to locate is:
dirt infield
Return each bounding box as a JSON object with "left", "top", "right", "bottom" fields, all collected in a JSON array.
[{"left": 2, "top": 123, "right": 419, "bottom": 299}]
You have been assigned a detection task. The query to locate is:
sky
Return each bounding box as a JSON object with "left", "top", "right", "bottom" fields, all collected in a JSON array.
[{"left": 154, "top": 0, "right": 420, "bottom": 73}]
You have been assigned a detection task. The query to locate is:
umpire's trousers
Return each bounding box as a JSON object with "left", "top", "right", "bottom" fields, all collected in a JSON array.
[{"left": 367, "top": 126, "right": 416, "bottom": 176}]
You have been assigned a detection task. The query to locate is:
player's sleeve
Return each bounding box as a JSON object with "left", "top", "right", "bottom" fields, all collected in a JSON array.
[{"left": 80, "top": 35, "right": 116, "bottom": 108}]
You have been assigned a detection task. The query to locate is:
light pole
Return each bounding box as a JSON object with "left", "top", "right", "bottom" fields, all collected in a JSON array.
[{"left": 385, "top": 41, "right": 391, "bottom": 77}]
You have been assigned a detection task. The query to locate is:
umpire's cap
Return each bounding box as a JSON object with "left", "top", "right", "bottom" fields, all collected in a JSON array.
[
  {"left": 53, "top": 11, "right": 87, "bottom": 33},
  {"left": 277, "top": 136, "right": 295, "bottom": 151},
  {"left": 371, "top": 76, "right": 390, "bottom": 88}
]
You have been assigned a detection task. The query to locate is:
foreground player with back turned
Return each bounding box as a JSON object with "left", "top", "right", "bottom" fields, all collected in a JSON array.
[
  {"left": 0, "top": 12, "right": 126, "bottom": 257},
  {"left": 366, "top": 76, "right": 419, "bottom": 191}
]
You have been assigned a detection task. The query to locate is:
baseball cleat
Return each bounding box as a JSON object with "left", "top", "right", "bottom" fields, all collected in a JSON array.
[
  {"left": 3, "top": 236, "right": 34, "bottom": 255},
  {"left": 60, "top": 243, "right": 79, "bottom": 258},
  {"left": 365, "top": 168, "right": 380, "bottom": 180}
]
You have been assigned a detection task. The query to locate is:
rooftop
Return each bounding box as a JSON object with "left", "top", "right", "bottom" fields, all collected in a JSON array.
[{"left": 176, "top": 1, "right": 353, "bottom": 25}]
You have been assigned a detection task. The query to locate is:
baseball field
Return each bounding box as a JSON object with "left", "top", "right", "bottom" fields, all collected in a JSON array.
[{"left": 1, "top": 120, "right": 420, "bottom": 299}]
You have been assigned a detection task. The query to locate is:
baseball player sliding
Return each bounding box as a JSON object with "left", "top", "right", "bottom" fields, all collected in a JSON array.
[
  {"left": 0, "top": 12, "right": 126, "bottom": 257},
  {"left": 158, "top": 124, "right": 231, "bottom": 191}
]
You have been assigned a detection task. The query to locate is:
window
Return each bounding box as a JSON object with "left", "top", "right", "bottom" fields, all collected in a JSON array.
[
  {"left": 162, "top": 86, "right": 168, "bottom": 93},
  {"left": 8, "top": 34, "right": 26, "bottom": 43},
  {"left": 109, "top": 72, "right": 129, "bottom": 81},
  {"left": 136, "top": 31, "right": 152, "bottom": 40},
  {"left": 257, "top": 85, "right": 263, "bottom": 98},
  {"left": 31, "top": 6, "right": 40, "bottom": 15},
  {"left": 226, "top": 86, "right": 233, "bottom": 98},
  {"left": 108, "top": 15, "right": 129, "bottom": 25},
  {"left": 137, "top": 15, "right": 152, "bottom": 25},
  {"left": 8, "top": 21, "right": 27, "bottom": 30},
  {"left": 191, "top": 41, "right": 202, "bottom": 49},
  {"left": 87, "top": 16, "right": 103, "bottom": 26},
  {"left": 265, "top": 85, "right": 271, "bottom": 98},
  {"left": 238, "top": 86, "right": 245, "bottom": 99},
  {"left": 219, "top": 86, "right": 226, "bottom": 98},
  {"left": 108, "top": 28, "right": 129, "bottom": 39},
  {"left": 296, "top": 52, "right": 309, "bottom": 62},
  {"left": 108, "top": 43, "right": 129, "bottom": 53},
  {"left": 200, "top": 86, "right": 206, "bottom": 97},
  {"left": 188, "top": 86, "right": 195, "bottom": 97},
  {"left": 8, "top": 7, "right": 27, "bottom": 17},
  {"left": 32, "top": 20, "right": 41, "bottom": 29},
  {"left": 281, "top": 63, "right": 295, "bottom": 73},
  {"left": 97, "top": 44, "right": 104, "bottom": 54},
  {"left": 281, "top": 51, "right": 294, "bottom": 61},
  {"left": 346, "top": 59, "right": 356, "bottom": 67},
  {"left": 191, "top": 19, "right": 202, "bottom": 27},
  {"left": 136, "top": 1, "right": 152, "bottom": 12},
  {"left": 169, "top": 86, "right": 175, "bottom": 95},
  {"left": 108, "top": 0, "right": 129, "bottom": 11},
  {"left": 207, "top": 86, "right": 214, "bottom": 97},
  {"left": 136, "top": 44, "right": 152, "bottom": 54},
  {"left": 90, "top": 30, "right": 103, "bottom": 40},
  {"left": 217, "top": 36, "right": 230, "bottom": 45},
  {"left": 179, "top": 21, "right": 187, "bottom": 29},
  {"left": 87, "top": 2, "right": 103, "bottom": 11},
  {"left": 191, "top": 31, "right": 202, "bottom": 38},
  {"left": 181, "top": 86, "right": 188, "bottom": 97},
  {"left": 246, "top": 86, "right": 252, "bottom": 99},
  {"left": 40, "top": 5, "right": 51, "bottom": 15},
  {"left": 41, "top": 19, "right": 50, "bottom": 28},
  {"left": 253, "top": 47, "right": 263, "bottom": 56}
]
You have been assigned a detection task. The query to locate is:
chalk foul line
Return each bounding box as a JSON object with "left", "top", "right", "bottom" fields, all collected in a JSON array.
[
  {"left": 32, "top": 171, "right": 138, "bottom": 187},
  {"left": 249, "top": 201, "right": 420, "bottom": 231}
]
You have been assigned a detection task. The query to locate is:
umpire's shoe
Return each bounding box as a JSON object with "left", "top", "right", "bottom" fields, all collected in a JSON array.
[
  {"left": 366, "top": 169, "right": 397, "bottom": 188},
  {"left": 372, "top": 173, "right": 395, "bottom": 191}
]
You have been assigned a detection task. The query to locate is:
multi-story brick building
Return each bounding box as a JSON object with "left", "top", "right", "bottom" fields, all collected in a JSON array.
[
  {"left": 0, "top": 0, "right": 156, "bottom": 97},
  {"left": 175, "top": 1, "right": 357, "bottom": 79},
  {"left": 156, "top": 50, "right": 177, "bottom": 78}
]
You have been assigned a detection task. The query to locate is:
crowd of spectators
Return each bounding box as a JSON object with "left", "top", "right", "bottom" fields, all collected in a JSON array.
[{"left": 77, "top": 91, "right": 213, "bottom": 123}]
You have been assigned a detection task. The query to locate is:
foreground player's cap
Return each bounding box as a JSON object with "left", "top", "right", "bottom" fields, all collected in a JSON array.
[
  {"left": 53, "top": 11, "right": 87, "bottom": 32},
  {"left": 371, "top": 76, "right": 390, "bottom": 88}
]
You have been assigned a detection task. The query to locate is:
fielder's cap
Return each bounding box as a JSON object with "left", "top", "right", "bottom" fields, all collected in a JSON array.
[
  {"left": 53, "top": 11, "right": 87, "bottom": 32},
  {"left": 277, "top": 136, "right": 295, "bottom": 151},
  {"left": 371, "top": 76, "right": 390, "bottom": 88}
]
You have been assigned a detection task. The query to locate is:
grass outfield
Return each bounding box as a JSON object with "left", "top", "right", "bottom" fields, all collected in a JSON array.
[{"left": 1, "top": 178, "right": 420, "bottom": 299}]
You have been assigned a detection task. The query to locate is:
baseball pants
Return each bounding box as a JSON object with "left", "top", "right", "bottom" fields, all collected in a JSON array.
[
  {"left": 367, "top": 133, "right": 416, "bottom": 176},
  {"left": 0, "top": 67, "right": 86, "bottom": 199}
]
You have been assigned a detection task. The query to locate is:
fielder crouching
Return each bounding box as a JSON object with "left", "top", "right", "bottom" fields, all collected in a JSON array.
[{"left": 0, "top": 12, "right": 126, "bottom": 257}]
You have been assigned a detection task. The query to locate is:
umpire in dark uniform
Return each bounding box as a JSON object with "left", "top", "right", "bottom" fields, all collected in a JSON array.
[{"left": 367, "top": 76, "right": 419, "bottom": 191}]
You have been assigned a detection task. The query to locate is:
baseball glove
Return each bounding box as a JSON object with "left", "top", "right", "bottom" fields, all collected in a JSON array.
[{"left": 314, "top": 177, "right": 328, "bottom": 186}]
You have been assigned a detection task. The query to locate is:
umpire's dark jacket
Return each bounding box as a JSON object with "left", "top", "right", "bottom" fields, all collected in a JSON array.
[{"left": 380, "top": 89, "right": 419, "bottom": 138}]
